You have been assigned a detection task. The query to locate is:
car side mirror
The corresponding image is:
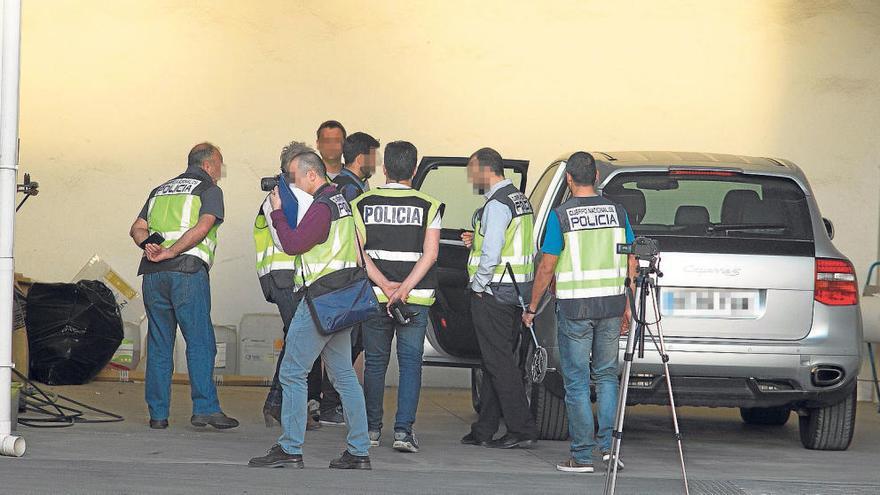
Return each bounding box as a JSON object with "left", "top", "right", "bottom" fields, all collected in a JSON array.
[{"left": 822, "top": 217, "right": 834, "bottom": 240}]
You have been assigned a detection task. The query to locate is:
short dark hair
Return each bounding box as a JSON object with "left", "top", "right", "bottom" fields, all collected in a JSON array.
[
  {"left": 279, "top": 141, "right": 314, "bottom": 174},
  {"left": 342, "top": 132, "right": 380, "bottom": 165},
  {"left": 292, "top": 151, "right": 327, "bottom": 178},
  {"left": 469, "top": 147, "right": 504, "bottom": 176},
  {"left": 565, "top": 151, "right": 597, "bottom": 185},
  {"left": 188, "top": 142, "right": 220, "bottom": 169},
  {"left": 384, "top": 141, "right": 418, "bottom": 181},
  {"left": 316, "top": 120, "right": 347, "bottom": 140}
]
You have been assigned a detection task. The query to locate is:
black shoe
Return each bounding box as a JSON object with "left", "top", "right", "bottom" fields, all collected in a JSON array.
[
  {"left": 263, "top": 403, "right": 281, "bottom": 427},
  {"left": 486, "top": 434, "right": 536, "bottom": 449},
  {"left": 460, "top": 432, "right": 489, "bottom": 446},
  {"left": 329, "top": 451, "right": 371, "bottom": 470},
  {"left": 248, "top": 444, "right": 304, "bottom": 468},
  {"left": 191, "top": 412, "right": 240, "bottom": 430},
  {"left": 149, "top": 419, "right": 168, "bottom": 429},
  {"left": 319, "top": 406, "right": 346, "bottom": 426}
]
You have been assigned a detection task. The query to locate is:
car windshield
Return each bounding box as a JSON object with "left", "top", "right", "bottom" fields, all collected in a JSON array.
[{"left": 603, "top": 171, "right": 814, "bottom": 241}]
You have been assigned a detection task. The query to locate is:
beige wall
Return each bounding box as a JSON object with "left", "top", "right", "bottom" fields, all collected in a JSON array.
[{"left": 14, "top": 1, "right": 880, "bottom": 333}]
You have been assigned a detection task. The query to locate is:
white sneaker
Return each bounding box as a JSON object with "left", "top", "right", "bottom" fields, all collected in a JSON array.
[
  {"left": 369, "top": 431, "right": 381, "bottom": 447},
  {"left": 392, "top": 431, "right": 419, "bottom": 453},
  {"left": 602, "top": 452, "right": 625, "bottom": 471}
]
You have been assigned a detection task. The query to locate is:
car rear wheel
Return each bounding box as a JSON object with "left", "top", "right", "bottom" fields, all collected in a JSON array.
[
  {"left": 798, "top": 388, "right": 857, "bottom": 451},
  {"left": 531, "top": 378, "right": 568, "bottom": 441},
  {"left": 739, "top": 406, "right": 791, "bottom": 426}
]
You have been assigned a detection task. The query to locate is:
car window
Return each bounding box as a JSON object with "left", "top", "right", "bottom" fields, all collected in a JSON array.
[
  {"left": 528, "top": 162, "right": 561, "bottom": 209},
  {"left": 419, "top": 166, "right": 524, "bottom": 230},
  {"left": 603, "top": 172, "right": 813, "bottom": 241}
]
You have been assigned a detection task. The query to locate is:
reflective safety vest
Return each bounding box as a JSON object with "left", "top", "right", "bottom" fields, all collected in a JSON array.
[
  {"left": 467, "top": 182, "right": 535, "bottom": 285},
  {"left": 146, "top": 173, "right": 219, "bottom": 268},
  {"left": 253, "top": 197, "right": 300, "bottom": 287},
  {"left": 299, "top": 186, "right": 358, "bottom": 287},
  {"left": 554, "top": 195, "right": 629, "bottom": 319},
  {"left": 352, "top": 185, "right": 444, "bottom": 306}
]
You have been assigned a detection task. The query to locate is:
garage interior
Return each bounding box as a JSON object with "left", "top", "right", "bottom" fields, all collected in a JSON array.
[{"left": 1, "top": 1, "right": 879, "bottom": 494}]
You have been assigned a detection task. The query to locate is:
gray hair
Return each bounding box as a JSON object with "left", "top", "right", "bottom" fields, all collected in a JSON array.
[
  {"left": 280, "top": 140, "right": 315, "bottom": 174},
  {"left": 292, "top": 151, "right": 326, "bottom": 178},
  {"left": 188, "top": 142, "right": 221, "bottom": 169}
]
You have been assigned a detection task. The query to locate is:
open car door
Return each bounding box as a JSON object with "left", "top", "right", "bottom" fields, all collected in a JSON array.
[{"left": 412, "top": 156, "right": 529, "bottom": 362}]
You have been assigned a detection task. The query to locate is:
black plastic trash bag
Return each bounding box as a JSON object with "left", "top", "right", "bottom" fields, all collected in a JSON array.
[{"left": 25, "top": 280, "right": 124, "bottom": 385}]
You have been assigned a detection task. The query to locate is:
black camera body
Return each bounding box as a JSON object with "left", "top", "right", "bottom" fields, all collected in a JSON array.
[
  {"left": 617, "top": 236, "right": 660, "bottom": 258},
  {"left": 388, "top": 303, "right": 419, "bottom": 325},
  {"left": 260, "top": 175, "right": 280, "bottom": 192}
]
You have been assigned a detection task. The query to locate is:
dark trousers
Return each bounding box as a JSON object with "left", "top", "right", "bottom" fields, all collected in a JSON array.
[
  {"left": 319, "top": 324, "right": 363, "bottom": 414},
  {"left": 263, "top": 279, "right": 302, "bottom": 411},
  {"left": 469, "top": 292, "right": 538, "bottom": 441}
]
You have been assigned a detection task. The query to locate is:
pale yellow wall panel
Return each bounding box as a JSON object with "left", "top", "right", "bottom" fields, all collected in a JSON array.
[{"left": 13, "top": 0, "right": 880, "bottom": 326}]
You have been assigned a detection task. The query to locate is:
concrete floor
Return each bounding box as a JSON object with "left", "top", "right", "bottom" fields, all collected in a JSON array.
[{"left": 1, "top": 381, "right": 879, "bottom": 495}]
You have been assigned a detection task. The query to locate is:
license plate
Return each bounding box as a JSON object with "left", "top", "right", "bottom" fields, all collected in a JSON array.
[{"left": 660, "top": 288, "right": 761, "bottom": 318}]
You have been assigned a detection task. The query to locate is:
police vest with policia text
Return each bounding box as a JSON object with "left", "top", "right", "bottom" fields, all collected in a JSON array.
[
  {"left": 145, "top": 173, "right": 220, "bottom": 268},
  {"left": 467, "top": 182, "right": 536, "bottom": 287},
  {"left": 554, "top": 195, "right": 630, "bottom": 320},
  {"left": 352, "top": 187, "right": 445, "bottom": 306}
]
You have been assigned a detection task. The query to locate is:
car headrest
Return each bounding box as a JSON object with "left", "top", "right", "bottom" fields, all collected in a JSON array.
[
  {"left": 612, "top": 189, "right": 646, "bottom": 224},
  {"left": 674, "top": 205, "right": 710, "bottom": 225},
  {"left": 721, "top": 190, "right": 761, "bottom": 224}
]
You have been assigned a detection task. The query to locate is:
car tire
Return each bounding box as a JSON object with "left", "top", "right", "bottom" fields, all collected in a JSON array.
[
  {"left": 739, "top": 406, "right": 791, "bottom": 426},
  {"left": 531, "top": 379, "right": 568, "bottom": 441},
  {"left": 798, "top": 387, "right": 857, "bottom": 451},
  {"left": 471, "top": 368, "right": 483, "bottom": 414}
]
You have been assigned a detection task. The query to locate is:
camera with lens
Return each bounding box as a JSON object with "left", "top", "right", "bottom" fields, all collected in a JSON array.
[
  {"left": 617, "top": 236, "right": 660, "bottom": 259},
  {"left": 260, "top": 175, "right": 280, "bottom": 192}
]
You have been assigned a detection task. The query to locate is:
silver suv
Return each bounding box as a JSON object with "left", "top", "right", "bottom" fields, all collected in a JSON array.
[{"left": 413, "top": 152, "right": 863, "bottom": 451}]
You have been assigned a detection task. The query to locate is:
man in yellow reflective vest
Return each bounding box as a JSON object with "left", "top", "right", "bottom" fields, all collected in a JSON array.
[
  {"left": 460, "top": 147, "right": 538, "bottom": 449},
  {"left": 254, "top": 140, "right": 321, "bottom": 430},
  {"left": 249, "top": 151, "right": 371, "bottom": 470},
  {"left": 129, "top": 142, "right": 238, "bottom": 431},
  {"left": 523, "top": 152, "right": 637, "bottom": 473}
]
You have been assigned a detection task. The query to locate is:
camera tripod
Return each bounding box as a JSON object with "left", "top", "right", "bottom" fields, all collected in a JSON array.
[{"left": 603, "top": 256, "right": 689, "bottom": 495}]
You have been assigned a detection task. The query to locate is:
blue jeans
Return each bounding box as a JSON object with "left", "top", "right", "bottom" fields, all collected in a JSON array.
[
  {"left": 362, "top": 303, "right": 428, "bottom": 434},
  {"left": 143, "top": 268, "right": 221, "bottom": 420},
  {"left": 556, "top": 311, "right": 622, "bottom": 463},
  {"left": 278, "top": 303, "right": 370, "bottom": 456}
]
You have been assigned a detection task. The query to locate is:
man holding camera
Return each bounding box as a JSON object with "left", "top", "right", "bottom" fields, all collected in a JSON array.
[
  {"left": 352, "top": 141, "right": 444, "bottom": 453},
  {"left": 249, "top": 151, "right": 371, "bottom": 470},
  {"left": 254, "top": 141, "right": 321, "bottom": 430},
  {"left": 129, "top": 142, "right": 238, "bottom": 431},
  {"left": 522, "top": 152, "right": 636, "bottom": 473}
]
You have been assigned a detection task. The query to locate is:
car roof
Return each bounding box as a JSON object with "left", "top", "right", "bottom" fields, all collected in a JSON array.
[{"left": 552, "top": 150, "right": 804, "bottom": 177}]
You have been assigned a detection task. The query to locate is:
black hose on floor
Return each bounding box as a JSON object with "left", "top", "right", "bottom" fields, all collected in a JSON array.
[{"left": 12, "top": 368, "right": 125, "bottom": 428}]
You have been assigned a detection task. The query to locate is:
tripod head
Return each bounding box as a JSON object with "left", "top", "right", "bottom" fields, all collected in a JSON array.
[{"left": 618, "top": 236, "right": 662, "bottom": 279}]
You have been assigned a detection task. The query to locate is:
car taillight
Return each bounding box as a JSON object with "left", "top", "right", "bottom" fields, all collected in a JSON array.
[{"left": 815, "top": 258, "right": 858, "bottom": 306}]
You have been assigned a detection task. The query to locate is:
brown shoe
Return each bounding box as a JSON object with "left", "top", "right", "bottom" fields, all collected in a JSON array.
[{"left": 556, "top": 458, "right": 594, "bottom": 473}]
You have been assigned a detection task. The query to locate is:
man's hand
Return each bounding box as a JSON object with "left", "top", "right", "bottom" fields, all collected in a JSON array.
[
  {"left": 620, "top": 305, "right": 632, "bottom": 335},
  {"left": 145, "top": 244, "right": 176, "bottom": 263},
  {"left": 461, "top": 230, "right": 474, "bottom": 249},
  {"left": 269, "top": 186, "right": 282, "bottom": 211},
  {"left": 388, "top": 285, "right": 411, "bottom": 306},
  {"left": 380, "top": 281, "right": 401, "bottom": 300},
  {"left": 522, "top": 311, "right": 535, "bottom": 327}
]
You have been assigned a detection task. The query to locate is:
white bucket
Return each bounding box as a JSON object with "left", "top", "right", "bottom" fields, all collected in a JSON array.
[{"left": 173, "top": 325, "right": 239, "bottom": 376}]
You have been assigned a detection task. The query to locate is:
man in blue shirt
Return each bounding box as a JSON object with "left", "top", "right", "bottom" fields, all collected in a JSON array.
[{"left": 523, "top": 152, "right": 637, "bottom": 473}]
